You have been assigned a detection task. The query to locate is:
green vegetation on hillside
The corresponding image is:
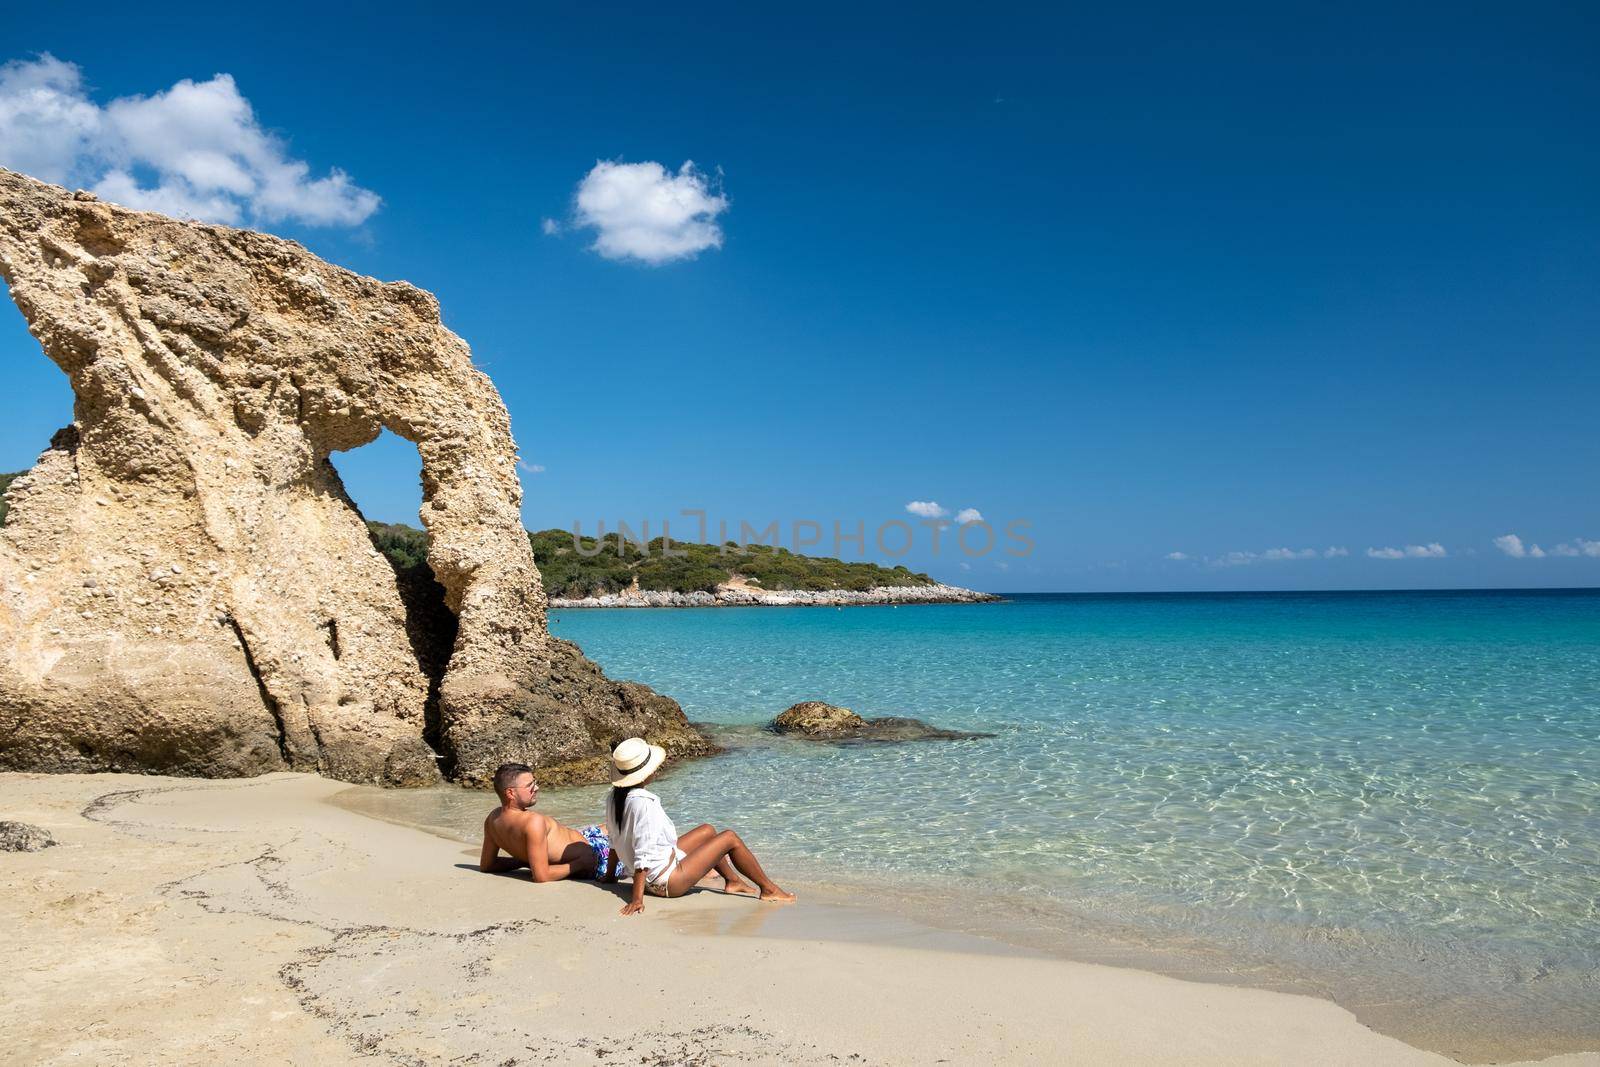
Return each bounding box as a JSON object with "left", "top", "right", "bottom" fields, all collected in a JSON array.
[
  {"left": 529, "top": 529, "right": 640, "bottom": 596},
  {"left": 387, "top": 523, "right": 934, "bottom": 597},
  {"left": 527, "top": 528, "right": 933, "bottom": 597},
  {"left": 367, "top": 521, "right": 430, "bottom": 570}
]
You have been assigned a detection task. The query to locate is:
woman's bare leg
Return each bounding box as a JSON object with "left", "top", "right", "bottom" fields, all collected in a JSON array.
[
  {"left": 667, "top": 829, "right": 794, "bottom": 902},
  {"left": 674, "top": 824, "right": 755, "bottom": 894}
]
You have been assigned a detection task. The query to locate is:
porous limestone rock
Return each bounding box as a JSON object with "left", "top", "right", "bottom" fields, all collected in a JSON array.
[
  {"left": 0, "top": 168, "right": 711, "bottom": 786},
  {"left": 0, "top": 820, "right": 57, "bottom": 851},
  {"left": 771, "top": 701, "right": 868, "bottom": 737}
]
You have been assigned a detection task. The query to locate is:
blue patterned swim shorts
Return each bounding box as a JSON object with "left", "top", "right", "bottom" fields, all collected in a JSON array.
[{"left": 580, "top": 824, "right": 611, "bottom": 878}]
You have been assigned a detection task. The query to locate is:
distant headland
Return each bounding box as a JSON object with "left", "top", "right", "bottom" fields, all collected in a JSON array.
[{"left": 369, "top": 522, "right": 1000, "bottom": 607}]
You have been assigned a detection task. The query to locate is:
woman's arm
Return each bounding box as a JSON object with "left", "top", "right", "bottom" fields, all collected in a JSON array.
[{"left": 621, "top": 870, "right": 648, "bottom": 915}]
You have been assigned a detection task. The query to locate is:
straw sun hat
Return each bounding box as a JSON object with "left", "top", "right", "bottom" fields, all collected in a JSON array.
[{"left": 610, "top": 737, "right": 666, "bottom": 786}]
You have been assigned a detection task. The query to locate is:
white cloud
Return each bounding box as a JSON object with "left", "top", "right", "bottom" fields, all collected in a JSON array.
[
  {"left": 905, "top": 501, "right": 948, "bottom": 519},
  {"left": 1504, "top": 535, "right": 1600, "bottom": 559},
  {"left": 0, "top": 54, "right": 100, "bottom": 183},
  {"left": 1324, "top": 546, "right": 1349, "bottom": 557},
  {"left": 1208, "top": 546, "right": 1326, "bottom": 566},
  {"left": 1367, "top": 543, "right": 1447, "bottom": 560},
  {"left": 0, "top": 54, "right": 378, "bottom": 227},
  {"left": 573, "top": 160, "right": 727, "bottom": 264},
  {"left": 1493, "top": 534, "right": 1527, "bottom": 558},
  {"left": 958, "top": 561, "right": 971, "bottom": 571},
  {"left": 1165, "top": 551, "right": 1190, "bottom": 561},
  {"left": 540, "top": 217, "right": 560, "bottom": 236},
  {"left": 92, "top": 167, "right": 245, "bottom": 224},
  {"left": 517, "top": 459, "right": 545, "bottom": 475},
  {"left": 954, "top": 507, "right": 984, "bottom": 524}
]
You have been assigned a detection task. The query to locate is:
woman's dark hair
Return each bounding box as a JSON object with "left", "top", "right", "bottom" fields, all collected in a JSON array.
[
  {"left": 609, "top": 784, "right": 637, "bottom": 832},
  {"left": 607, "top": 738, "right": 636, "bottom": 832}
]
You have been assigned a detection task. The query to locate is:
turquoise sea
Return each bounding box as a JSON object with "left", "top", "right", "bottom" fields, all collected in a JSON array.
[{"left": 351, "top": 590, "right": 1600, "bottom": 1058}]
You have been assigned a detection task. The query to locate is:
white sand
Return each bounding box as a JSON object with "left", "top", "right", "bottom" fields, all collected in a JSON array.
[{"left": 2, "top": 772, "right": 1594, "bottom": 1066}]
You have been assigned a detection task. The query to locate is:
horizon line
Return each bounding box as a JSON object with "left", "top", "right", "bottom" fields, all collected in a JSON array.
[{"left": 982, "top": 585, "right": 1600, "bottom": 597}]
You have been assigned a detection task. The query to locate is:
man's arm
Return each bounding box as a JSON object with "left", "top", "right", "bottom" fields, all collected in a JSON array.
[
  {"left": 526, "top": 815, "right": 573, "bottom": 883},
  {"left": 479, "top": 815, "right": 523, "bottom": 874},
  {"left": 602, "top": 847, "right": 619, "bottom": 883}
]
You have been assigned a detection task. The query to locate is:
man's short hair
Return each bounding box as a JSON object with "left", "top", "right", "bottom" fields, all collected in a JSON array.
[{"left": 493, "top": 762, "right": 533, "bottom": 798}]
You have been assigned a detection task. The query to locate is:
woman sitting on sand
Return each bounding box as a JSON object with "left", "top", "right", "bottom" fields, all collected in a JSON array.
[{"left": 604, "top": 737, "right": 796, "bottom": 915}]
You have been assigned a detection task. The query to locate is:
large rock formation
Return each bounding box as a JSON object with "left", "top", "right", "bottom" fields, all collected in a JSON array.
[{"left": 0, "top": 168, "right": 712, "bottom": 786}]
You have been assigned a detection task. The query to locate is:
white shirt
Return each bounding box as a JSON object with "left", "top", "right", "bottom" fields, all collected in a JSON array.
[{"left": 606, "top": 788, "right": 684, "bottom": 886}]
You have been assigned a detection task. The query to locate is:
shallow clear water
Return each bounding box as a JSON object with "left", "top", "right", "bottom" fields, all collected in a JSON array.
[
  {"left": 349, "top": 591, "right": 1600, "bottom": 1057},
  {"left": 549, "top": 591, "right": 1600, "bottom": 1055}
]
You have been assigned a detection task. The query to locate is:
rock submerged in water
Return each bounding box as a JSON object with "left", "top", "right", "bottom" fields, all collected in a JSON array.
[
  {"left": 0, "top": 168, "right": 712, "bottom": 787},
  {"left": 772, "top": 701, "right": 868, "bottom": 737},
  {"left": 770, "top": 701, "right": 993, "bottom": 742},
  {"left": 0, "top": 821, "right": 57, "bottom": 852}
]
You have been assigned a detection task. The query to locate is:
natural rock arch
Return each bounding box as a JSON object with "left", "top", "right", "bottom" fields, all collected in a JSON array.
[{"left": 0, "top": 168, "right": 710, "bottom": 785}]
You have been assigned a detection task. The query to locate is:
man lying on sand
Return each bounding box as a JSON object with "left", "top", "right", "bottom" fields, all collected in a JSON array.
[{"left": 479, "top": 762, "right": 616, "bottom": 883}]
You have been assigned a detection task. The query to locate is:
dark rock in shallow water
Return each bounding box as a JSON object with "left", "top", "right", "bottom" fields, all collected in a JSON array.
[
  {"left": 770, "top": 702, "right": 993, "bottom": 742},
  {"left": 850, "top": 716, "right": 995, "bottom": 741},
  {"left": 0, "top": 820, "right": 57, "bottom": 852}
]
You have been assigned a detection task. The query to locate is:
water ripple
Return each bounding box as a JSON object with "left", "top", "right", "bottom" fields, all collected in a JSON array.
[{"left": 536, "top": 592, "right": 1600, "bottom": 1048}]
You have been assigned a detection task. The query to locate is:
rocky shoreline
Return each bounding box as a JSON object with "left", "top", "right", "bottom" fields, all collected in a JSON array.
[{"left": 548, "top": 582, "right": 1003, "bottom": 609}]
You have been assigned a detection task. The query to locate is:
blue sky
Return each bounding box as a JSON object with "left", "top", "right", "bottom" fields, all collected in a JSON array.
[{"left": 1, "top": 4, "right": 1596, "bottom": 592}]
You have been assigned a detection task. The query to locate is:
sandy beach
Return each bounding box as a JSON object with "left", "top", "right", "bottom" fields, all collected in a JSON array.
[{"left": 2, "top": 772, "right": 1591, "bottom": 1066}]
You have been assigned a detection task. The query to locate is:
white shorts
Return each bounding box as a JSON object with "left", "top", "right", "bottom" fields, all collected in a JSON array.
[{"left": 644, "top": 848, "right": 686, "bottom": 896}]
